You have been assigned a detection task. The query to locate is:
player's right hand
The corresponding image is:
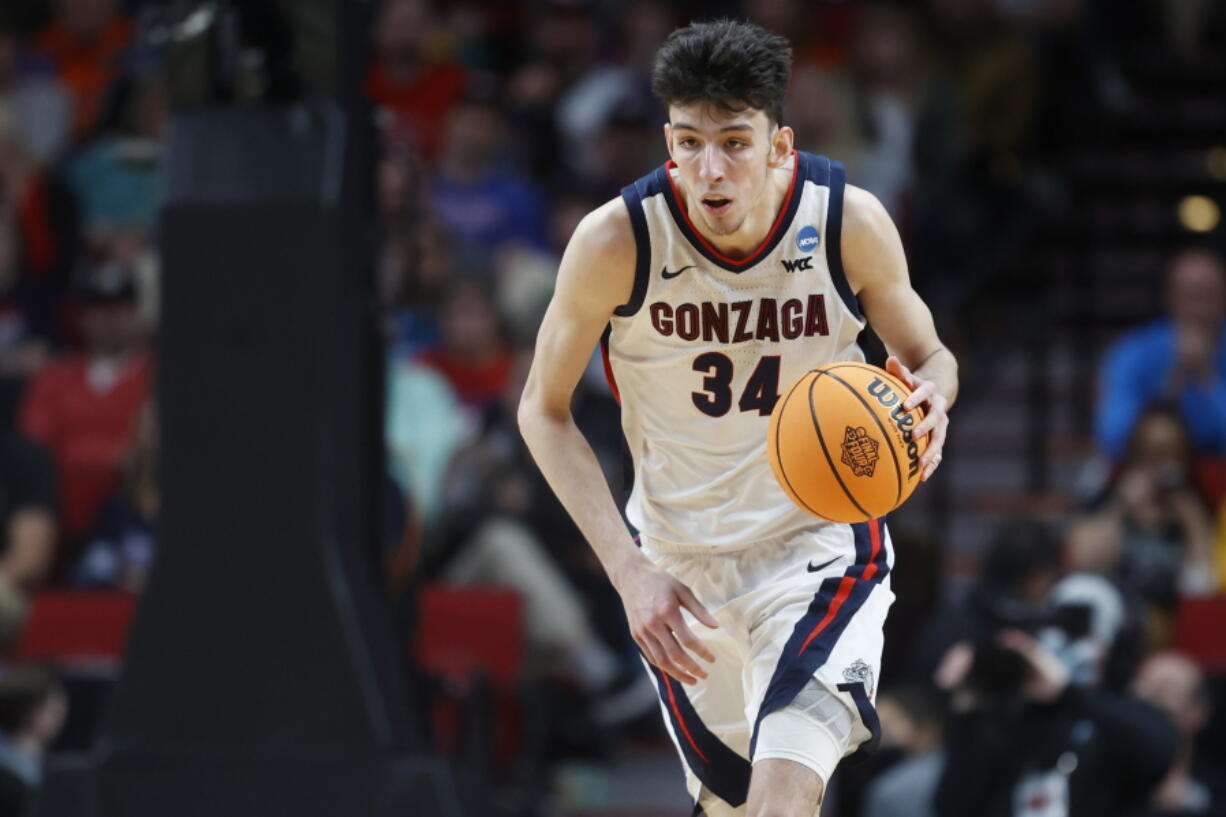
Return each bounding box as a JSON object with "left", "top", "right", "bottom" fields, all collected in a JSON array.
[{"left": 616, "top": 558, "right": 720, "bottom": 686}]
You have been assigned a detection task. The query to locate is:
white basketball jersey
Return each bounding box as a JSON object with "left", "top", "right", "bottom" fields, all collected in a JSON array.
[{"left": 603, "top": 151, "right": 865, "bottom": 548}]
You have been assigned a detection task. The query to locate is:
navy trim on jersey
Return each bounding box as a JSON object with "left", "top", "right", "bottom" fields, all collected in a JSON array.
[
  {"left": 646, "top": 663, "right": 753, "bottom": 807},
  {"left": 748, "top": 519, "right": 890, "bottom": 757},
  {"left": 837, "top": 681, "right": 882, "bottom": 759},
  {"left": 615, "top": 182, "right": 652, "bottom": 317},
  {"left": 658, "top": 152, "right": 806, "bottom": 274},
  {"left": 825, "top": 160, "right": 861, "bottom": 320}
]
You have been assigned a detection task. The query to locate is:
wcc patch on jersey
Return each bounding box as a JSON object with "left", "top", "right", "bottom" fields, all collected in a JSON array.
[{"left": 604, "top": 151, "right": 866, "bottom": 549}]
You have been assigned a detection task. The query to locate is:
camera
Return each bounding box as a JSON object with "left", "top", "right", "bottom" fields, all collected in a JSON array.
[{"left": 966, "top": 589, "right": 1092, "bottom": 699}]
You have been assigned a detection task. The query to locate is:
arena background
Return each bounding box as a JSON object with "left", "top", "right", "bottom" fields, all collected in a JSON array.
[{"left": 0, "top": 0, "right": 1222, "bottom": 815}]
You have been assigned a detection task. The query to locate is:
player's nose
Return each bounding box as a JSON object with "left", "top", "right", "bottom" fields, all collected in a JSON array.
[{"left": 698, "top": 145, "right": 725, "bottom": 183}]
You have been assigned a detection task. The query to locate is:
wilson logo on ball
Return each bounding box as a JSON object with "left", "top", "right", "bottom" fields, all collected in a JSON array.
[
  {"left": 866, "top": 378, "right": 922, "bottom": 479},
  {"left": 840, "top": 426, "right": 880, "bottom": 477}
]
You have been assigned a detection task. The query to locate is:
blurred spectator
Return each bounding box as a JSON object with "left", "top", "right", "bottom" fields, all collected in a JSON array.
[
  {"left": 375, "top": 143, "right": 423, "bottom": 310},
  {"left": 912, "top": 0, "right": 1039, "bottom": 298},
  {"left": 934, "top": 573, "right": 1177, "bottom": 817},
  {"left": 429, "top": 94, "right": 549, "bottom": 267},
  {"left": 554, "top": 0, "right": 672, "bottom": 182},
  {"left": 745, "top": 0, "right": 856, "bottom": 68},
  {"left": 0, "top": 430, "right": 56, "bottom": 591},
  {"left": 908, "top": 519, "right": 1063, "bottom": 687},
  {"left": 0, "top": 20, "right": 71, "bottom": 165},
  {"left": 503, "top": 0, "right": 602, "bottom": 186},
  {"left": 522, "top": 0, "right": 599, "bottom": 89},
  {"left": 432, "top": 350, "right": 650, "bottom": 721},
  {"left": 0, "top": 665, "right": 67, "bottom": 816},
  {"left": 1068, "top": 405, "right": 1219, "bottom": 619},
  {"left": 863, "top": 686, "right": 944, "bottom": 817},
  {"left": 1096, "top": 248, "right": 1226, "bottom": 459},
  {"left": 849, "top": 3, "right": 923, "bottom": 222},
  {"left": 493, "top": 186, "right": 601, "bottom": 346},
  {"left": 1131, "top": 650, "right": 1225, "bottom": 817},
  {"left": 386, "top": 358, "right": 467, "bottom": 526},
  {"left": 384, "top": 220, "right": 450, "bottom": 360},
  {"left": 418, "top": 278, "right": 514, "bottom": 416},
  {"left": 64, "top": 72, "right": 166, "bottom": 237},
  {"left": 366, "top": 0, "right": 468, "bottom": 161},
  {"left": 580, "top": 98, "right": 662, "bottom": 199},
  {"left": 27, "top": 0, "right": 134, "bottom": 144},
  {"left": 0, "top": 214, "right": 54, "bottom": 427},
  {"left": 787, "top": 64, "right": 863, "bottom": 167},
  {"left": 19, "top": 262, "right": 152, "bottom": 560},
  {"left": 68, "top": 398, "right": 155, "bottom": 592},
  {"left": 0, "top": 103, "right": 81, "bottom": 299},
  {"left": 0, "top": 574, "right": 25, "bottom": 654}
]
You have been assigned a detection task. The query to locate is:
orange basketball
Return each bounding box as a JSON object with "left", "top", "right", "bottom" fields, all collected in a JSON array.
[{"left": 767, "top": 362, "right": 929, "bottom": 523}]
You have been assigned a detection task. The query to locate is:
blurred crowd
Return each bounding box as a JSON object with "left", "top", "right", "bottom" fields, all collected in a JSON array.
[{"left": 0, "top": 0, "right": 1220, "bottom": 815}]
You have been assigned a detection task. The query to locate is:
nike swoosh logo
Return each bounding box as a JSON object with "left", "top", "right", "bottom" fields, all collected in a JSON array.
[
  {"left": 807, "top": 556, "right": 839, "bottom": 573},
  {"left": 661, "top": 264, "right": 697, "bottom": 279}
]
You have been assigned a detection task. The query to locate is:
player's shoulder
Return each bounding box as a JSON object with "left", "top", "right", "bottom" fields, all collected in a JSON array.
[
  {"left": 564, "top": 195, "right": 637, "bottom": 278},
  {"left": 554, "top": 196, "right": 639, "bottom": 313},
  {"left": 839, "top": 185, "right": 907, "bottom": 293},
  {"left": 841, "top": 184, "right": 893, "bottom": 239}
]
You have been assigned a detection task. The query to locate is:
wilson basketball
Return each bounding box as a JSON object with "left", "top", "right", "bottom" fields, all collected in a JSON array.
[{"left": 767, "top": 362, "right": 928, "bottom": 523}]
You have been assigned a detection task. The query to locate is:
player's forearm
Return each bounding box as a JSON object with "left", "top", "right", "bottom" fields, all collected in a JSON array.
[
  {"left": 518, "top": 405, "right": 645, "bottom": 589},
  {"left": 912, "top": 346, "right": 959, "bottom": 409}
]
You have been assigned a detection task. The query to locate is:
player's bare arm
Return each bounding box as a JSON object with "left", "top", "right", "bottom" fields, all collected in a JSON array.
[
  {"left": 843, "top": 184, "right": 959, "bottom": 481},
  {"left": 517, "top": 200, "right": 719, "bottom": 686}
]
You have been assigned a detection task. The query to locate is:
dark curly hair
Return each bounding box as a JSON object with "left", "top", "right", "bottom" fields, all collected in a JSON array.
[{"left": 651, "top": 19, "right": 792, "bottom": 127}]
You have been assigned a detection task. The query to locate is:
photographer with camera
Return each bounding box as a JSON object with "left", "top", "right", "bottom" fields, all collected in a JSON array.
[
  {"left": 1069, "top": 404, "right": 1219, "bottom": 622},
  {"left": 933, "top": 572, "right": 1177, "bottom": 817}
]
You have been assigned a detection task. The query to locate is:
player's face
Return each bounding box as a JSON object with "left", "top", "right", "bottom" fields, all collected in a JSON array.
[{"left": 664, "top": 102, "right": 791, "bottom": 237}]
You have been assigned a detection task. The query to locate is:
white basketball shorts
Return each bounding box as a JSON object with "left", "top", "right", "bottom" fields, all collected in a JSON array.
[{"left": 638, "top": 518, "right": 894, "bottom": 815}]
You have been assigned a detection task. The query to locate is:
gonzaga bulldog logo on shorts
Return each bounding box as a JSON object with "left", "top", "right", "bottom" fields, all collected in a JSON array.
[
  {"left": 840, "top": 426, "right": 880, "bottom": 477},
  {"left": 843, "top": 659, "right": 874, "bottom": 698}
]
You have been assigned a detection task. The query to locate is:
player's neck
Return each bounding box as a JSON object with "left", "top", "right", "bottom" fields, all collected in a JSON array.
[{"left": 683, "top": 164, "right": 792, "bottom": 260}]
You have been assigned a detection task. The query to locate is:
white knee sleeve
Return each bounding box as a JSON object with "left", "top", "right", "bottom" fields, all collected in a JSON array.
[{"left": 754, "top": 680, "right": 855, "bottom": 787}]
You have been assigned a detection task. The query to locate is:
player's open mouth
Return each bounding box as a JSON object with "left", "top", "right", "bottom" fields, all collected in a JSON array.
[{"left": 701, "top": 195, "right": 732, "bottom": 216}]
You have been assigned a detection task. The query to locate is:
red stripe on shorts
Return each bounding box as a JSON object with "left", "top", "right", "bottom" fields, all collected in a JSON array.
[
  {"left": 863, "top": 519, "right": 882, "bottom": 582},
  {"left": 664, "top": 675, "right": 709, "bottom": 763},
  {"left": 796, "top": 576, "right": 856, "bottom": 656}
]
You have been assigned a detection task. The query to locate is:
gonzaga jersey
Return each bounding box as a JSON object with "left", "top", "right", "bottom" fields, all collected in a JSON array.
[{"left": 604, "top": 151, "right": 865, "bottom": 548}]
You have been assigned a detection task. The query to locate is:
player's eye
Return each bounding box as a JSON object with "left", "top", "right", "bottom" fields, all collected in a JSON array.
[
  {"left": 679, "top": 137, "right": 698, "bottom": 148},
  {"left": 726, "top": 139, "right": 748, "bottom": 149}
]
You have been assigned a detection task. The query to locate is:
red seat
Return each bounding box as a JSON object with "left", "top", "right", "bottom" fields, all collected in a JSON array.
[
  {"left": 13, "top": 591, "right": 138, "bottom": 662},
  {"left": 416, "top": 584, "right": 527, "bottom": 764},
  {"left": 1176, "top": 595, "right": 1226, "bottom": 674},
  {"left": 417, "top": 583, "right": 524, "bottom": 685},
  {"left": 1195, "top": 457, "right": 1226, "bottom": 506}
]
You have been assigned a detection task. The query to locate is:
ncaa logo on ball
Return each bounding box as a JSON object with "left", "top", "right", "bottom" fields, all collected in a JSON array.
[{"left": 796, "top": 225, "right": 820, "bottom": 252}]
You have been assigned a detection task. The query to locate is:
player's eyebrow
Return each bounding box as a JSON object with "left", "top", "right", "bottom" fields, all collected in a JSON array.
[{"left": 672, "top": 122, "right": 755, "bottom": 134}]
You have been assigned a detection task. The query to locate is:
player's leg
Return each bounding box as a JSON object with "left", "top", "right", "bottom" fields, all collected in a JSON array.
[
  {"left": 745, "top": 758, "right": 823, "bottom": 817},
  {"left": 740, "top": 521, "right": 896, "bottom": 811},
  {"left": 747, "top": 677, "right": 857, "bottom": 813},
  {"left": 638, "top": 544, "right": 757, "bottom": 815}
]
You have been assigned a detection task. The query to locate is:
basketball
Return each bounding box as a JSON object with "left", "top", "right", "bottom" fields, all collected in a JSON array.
[{"left": 767, "top": 362, "right": 929, "bottom": 523}]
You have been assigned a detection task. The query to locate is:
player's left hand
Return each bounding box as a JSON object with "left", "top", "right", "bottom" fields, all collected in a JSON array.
[{"left": 886, "top": 355, "right": 949, "bottom": 481}]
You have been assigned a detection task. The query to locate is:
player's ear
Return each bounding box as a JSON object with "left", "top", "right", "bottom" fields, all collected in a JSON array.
[
  {"left": 663, "top": 122, "right": 674, "bottom": 159},
  {"left": 769, "top": 125, "right": 794, "bottom": 168}
]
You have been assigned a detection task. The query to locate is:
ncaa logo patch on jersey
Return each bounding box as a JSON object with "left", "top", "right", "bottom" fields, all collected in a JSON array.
[{"left": 796, "top": 225, "right": 820, "bottom": 252}]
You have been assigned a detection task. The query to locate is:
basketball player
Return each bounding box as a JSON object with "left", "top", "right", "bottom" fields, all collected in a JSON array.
[{"left": 519, "top": 20, "right": 957, "bottom": 817}]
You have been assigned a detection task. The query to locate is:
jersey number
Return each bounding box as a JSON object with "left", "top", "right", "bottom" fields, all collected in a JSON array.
[{"left": 691, "top": 354, "right": 781, "bottom": 417}]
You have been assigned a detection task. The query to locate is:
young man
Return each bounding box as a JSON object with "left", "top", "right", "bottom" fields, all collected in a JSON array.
[{"left": 519, "top": 19, "right": 957, "bottom": 817}]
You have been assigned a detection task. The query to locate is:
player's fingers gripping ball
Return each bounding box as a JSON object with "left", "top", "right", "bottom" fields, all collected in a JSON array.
[{"left": 767, "top": 362, "right": 928, "bottom": 523}]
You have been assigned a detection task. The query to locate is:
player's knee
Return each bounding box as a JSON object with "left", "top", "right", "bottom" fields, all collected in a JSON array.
[
  {"left": 747, "top": 758, "right": 826, "bottom": 817},
  {"left": 746, "top": 781, "right": 824, "bottom": 817}
]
